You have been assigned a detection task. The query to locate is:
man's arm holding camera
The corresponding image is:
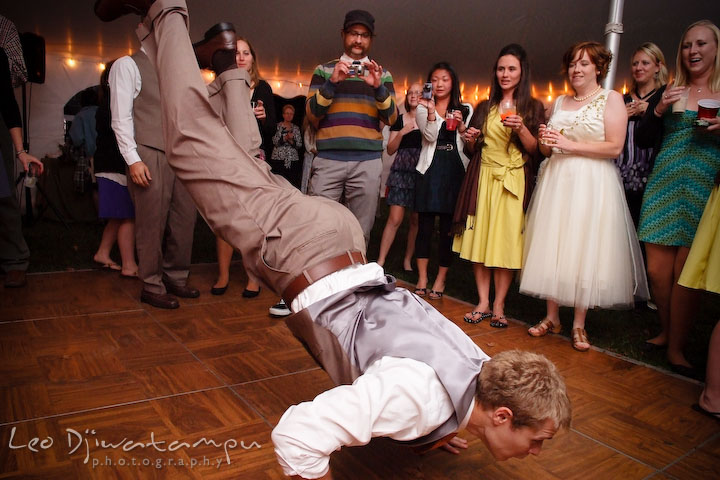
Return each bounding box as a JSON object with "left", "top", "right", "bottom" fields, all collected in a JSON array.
[
  {"left": 306, "top": 61, "right": 347, "bottom": 128},
  {"left": 364, "top": 61, "right": 397, "bottom": 127}
]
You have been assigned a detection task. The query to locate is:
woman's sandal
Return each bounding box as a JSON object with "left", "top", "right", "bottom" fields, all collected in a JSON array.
[
  {"left": 414, "top": 287, "right": 427, "bottom": 297},
  {"left": 490, "top": 315, "right": 508, "bottom": 328},
  {"left": 572, "top": 328, "right": 590, "bottom": 352},
  {"left": 429, "top": 290, "right": 444, "bottom": 300},
  {"left": 463, "top": 311, "right": 492, "bottom": 324},
  {"left": 528, "top": 318, "right": 562, "bottom": 337}
]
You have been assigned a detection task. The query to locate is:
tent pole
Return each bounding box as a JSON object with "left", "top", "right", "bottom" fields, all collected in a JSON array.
[{"left": 603, "top": 0, "right": 625, "bottom": 91}]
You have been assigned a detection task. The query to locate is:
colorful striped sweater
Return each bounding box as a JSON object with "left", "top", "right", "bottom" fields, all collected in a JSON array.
[{"left": 306, "top": 59, "right": 397, "bottom": 161}]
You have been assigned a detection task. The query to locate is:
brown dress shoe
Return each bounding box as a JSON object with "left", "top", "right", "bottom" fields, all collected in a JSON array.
[
  {"left": 94, "top": 0, "right": 155, "bottom": 22},
  {"left": 164, "top": 282, "right": 200, "bottom": 298},
  {"left": 140, "top": 290, "right": 179, "bottom": 309},
  {"left": 4, "top": 269, "right": 27, "bottom": 288},
  {"left": 193, "top": 24, "right": 237, "bottom": 73}
]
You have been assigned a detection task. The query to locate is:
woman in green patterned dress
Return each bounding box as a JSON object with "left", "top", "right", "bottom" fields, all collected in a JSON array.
[{"left": 637, "top": 20, "right": 720, "bottom": 374}]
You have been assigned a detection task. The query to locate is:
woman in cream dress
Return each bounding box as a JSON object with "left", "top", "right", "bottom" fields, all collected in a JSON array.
[{"left": 520, "top": 42, "right": 649, "bottom": 351}]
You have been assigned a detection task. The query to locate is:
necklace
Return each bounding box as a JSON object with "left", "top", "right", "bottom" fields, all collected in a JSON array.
[
  {"left": 573, "top": 85, "right": 602, "bottom": 102},
  {"left": 634, "top": 87, "right": 656, "bottom": 101}
]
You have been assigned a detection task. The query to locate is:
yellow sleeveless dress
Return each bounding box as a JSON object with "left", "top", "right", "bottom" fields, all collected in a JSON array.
[
  {"left": 678, "top": 185, "right": 720, "bottom": 294},
  {"left": 452, "top": 107, "right": 525, "bottom": 269}
]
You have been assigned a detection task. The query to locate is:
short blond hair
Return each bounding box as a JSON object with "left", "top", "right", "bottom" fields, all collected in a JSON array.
[
  {"left": 674, "top": 20, "right": 720, "bottom": 93},
  {"left": 478, "top": 350, "right": 572, "bottom": 430}
]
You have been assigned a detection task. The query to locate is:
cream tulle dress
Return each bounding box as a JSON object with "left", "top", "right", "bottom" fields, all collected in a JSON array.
[{"left": 519, "top": 91, "right": 649, "bottom": 308}]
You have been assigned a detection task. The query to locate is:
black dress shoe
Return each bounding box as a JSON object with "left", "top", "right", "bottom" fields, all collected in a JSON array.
[
  {"left": 242, "top": 287, "right": 261, "bottom": 298},
  {"left": 164, "top": 282, "right": 200, "bottom": 298},
  {"left": 670, "top": 363, "right": 699, "bottom": 379},
  {"left": 94, "top": 0, "right": 155, "bottom": 22},
  {"left": 193, "top": 24, "right": 237, "bottom": 72},
  {"left": 141, "top": 290, "right": 179, "bottom": 309},
  {"left": 211, "top": 284, "right": 228, "bottom": 296},
  {"left": 4, "top": 269, "right": 26, "bottom": 288}
]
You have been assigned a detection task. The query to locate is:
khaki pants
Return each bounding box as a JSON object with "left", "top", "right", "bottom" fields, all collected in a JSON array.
[{"left": 136, "top": 0, "right": 365, "bottom": 296}]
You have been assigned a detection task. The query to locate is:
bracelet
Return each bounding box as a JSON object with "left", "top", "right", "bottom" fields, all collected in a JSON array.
[
  {"left": 653, "top": 106, "right": 662, "bottom": 117},
  {"left": 15, "top": 149, "right": 27, "bottom": 158}
]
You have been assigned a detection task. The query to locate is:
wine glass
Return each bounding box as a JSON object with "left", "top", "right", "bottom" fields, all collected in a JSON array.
[{"left": 498, "top": 100, "right": 516, "bottom": 122}]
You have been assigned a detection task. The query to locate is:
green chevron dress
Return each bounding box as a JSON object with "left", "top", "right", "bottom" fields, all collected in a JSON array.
[{"left": 638, "top": 111, "right": 720, "bottom": 247}]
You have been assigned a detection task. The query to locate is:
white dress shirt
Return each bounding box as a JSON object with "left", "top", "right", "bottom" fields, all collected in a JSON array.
[
  {"left": 109, "top": 54, "right": 143, "bottom": 166},
  {"left": 278, "top": 263, "right": 478, "bottom": 478},
  {"left": 272, "top": 355, "right": 474, "bottom": 478}
]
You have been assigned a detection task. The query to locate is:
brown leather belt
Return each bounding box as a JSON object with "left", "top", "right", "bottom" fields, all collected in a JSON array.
[{"left": 283, "top": 250, "right": 367, "bottom": 306}]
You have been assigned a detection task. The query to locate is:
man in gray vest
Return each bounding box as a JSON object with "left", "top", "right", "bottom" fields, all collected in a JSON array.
[
  {"left": 94, "top": 2, "right": 572, "bottom": 477},
  {"left": 109, "top": 47, "right": 198, "bottom": 309}
]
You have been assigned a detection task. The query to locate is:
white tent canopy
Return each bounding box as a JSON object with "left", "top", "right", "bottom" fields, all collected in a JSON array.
[{"left": 3, "top": 0, "right": 718, "bottom": 158}]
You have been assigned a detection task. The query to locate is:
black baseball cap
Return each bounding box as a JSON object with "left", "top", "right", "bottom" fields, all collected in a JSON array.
[{"left": 343, "top": 10, "right": 375, "bottom": 34}]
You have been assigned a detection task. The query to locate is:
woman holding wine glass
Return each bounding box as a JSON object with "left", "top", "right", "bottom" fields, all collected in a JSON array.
[
  {"left": 453, "top": 44, "right": 544, "bottom": 327},
  {"left": 520, "top": 41, "right": 648, "bottom": 351},
  {"left": 636, "top": 20, "right": 720, "bottom": 373}
]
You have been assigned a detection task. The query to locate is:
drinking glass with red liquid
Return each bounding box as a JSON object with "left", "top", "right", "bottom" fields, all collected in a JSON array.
[{"left": 445, "top": 110, "right": 458, "bottom": 131}]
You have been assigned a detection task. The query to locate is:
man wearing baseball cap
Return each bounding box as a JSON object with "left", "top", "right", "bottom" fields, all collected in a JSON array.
[{"left": 305, "top": 10, "right": 398, "bottom": 246}]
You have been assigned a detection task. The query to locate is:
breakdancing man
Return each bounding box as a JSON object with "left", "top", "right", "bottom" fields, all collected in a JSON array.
[{"left": 94, "top": 2, "right": 572, "bottom": 479}]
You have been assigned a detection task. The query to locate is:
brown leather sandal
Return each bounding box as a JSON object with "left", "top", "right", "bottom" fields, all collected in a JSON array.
[
  {"left": 528, "top": 318, "right": 562, "bottom": 337},
  {"left": 572, "top": 328, "right": 590, "bottom": 352}
]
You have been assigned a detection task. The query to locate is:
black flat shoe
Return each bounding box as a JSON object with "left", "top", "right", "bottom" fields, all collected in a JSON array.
[
  {"left": 691, "top": 403, "right": 720, "bottom": 421},
  {"left": 670, "top": 363, "right": 699, "bottom": 378},
  {"left": 640, "top": 341, "right": 667, "bottom": 352},
  {"left": 242, "top": 287, "right": 261, "bottom": 298},
  {"left": 211, "top": 284, "right": 228, "bottom": 296}
]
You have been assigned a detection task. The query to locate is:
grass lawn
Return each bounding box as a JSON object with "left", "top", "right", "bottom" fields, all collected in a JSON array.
[{"left": 21, "top": 199, "right": 718, "bottom": 378}]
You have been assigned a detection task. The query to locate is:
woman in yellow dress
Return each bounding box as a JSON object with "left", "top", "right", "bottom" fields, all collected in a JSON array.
[
  {"left": 453, "top": 44, "right": 545, "bottom": 327},
  {"left": 679, "top": 170, "right": 720, "bottom": 418}
]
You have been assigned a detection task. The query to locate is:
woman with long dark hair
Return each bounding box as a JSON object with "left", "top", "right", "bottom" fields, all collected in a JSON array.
[
  {"left": 453, "top": 44, "right": 544, "bottom": 327},
  {"left": 414, "top": 62, "right": 472, "bottom": 299}
]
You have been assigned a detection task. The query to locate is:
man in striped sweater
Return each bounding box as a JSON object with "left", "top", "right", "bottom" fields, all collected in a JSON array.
[{"left": 306, "top": 9, "right": 398, "bottom": 244}]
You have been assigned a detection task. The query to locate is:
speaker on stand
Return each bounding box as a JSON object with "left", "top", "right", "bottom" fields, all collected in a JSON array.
[{"left": 15, "top": 33, "right": 67, "bottom": 228}]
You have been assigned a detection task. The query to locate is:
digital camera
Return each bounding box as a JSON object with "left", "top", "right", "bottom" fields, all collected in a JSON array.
[
  {"left": 422, "top": 82, "right": 433, "bottom": 100},
  {"left": 349, "top": 60, "right": 365, "bottom": 77}
]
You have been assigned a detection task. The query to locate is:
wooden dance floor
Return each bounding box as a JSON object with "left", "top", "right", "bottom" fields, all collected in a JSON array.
[{"left": 1, "top": 264, "right": 718, "bottom": 479}]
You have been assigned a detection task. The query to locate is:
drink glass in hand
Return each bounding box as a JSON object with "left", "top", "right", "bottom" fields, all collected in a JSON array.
[
  {"left": 499, "top": 100, "right": 516, "bottom": 121},
  {"left": 539, "top": 123, "right": 554, "bottom": 145},
  {"left": 445, "top": 110, "right": 458, "bottom": 131},
  {"left": 672, "top": 87, "right": 689, "bottom": 114}
]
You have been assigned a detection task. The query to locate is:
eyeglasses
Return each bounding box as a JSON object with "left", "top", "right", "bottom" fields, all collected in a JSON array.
[
  {"left": 345, "top": 30, "right": 372, "bottom": 40},
  {"left": 407, "top": 91, "right": 422, "bottom": 97}
]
